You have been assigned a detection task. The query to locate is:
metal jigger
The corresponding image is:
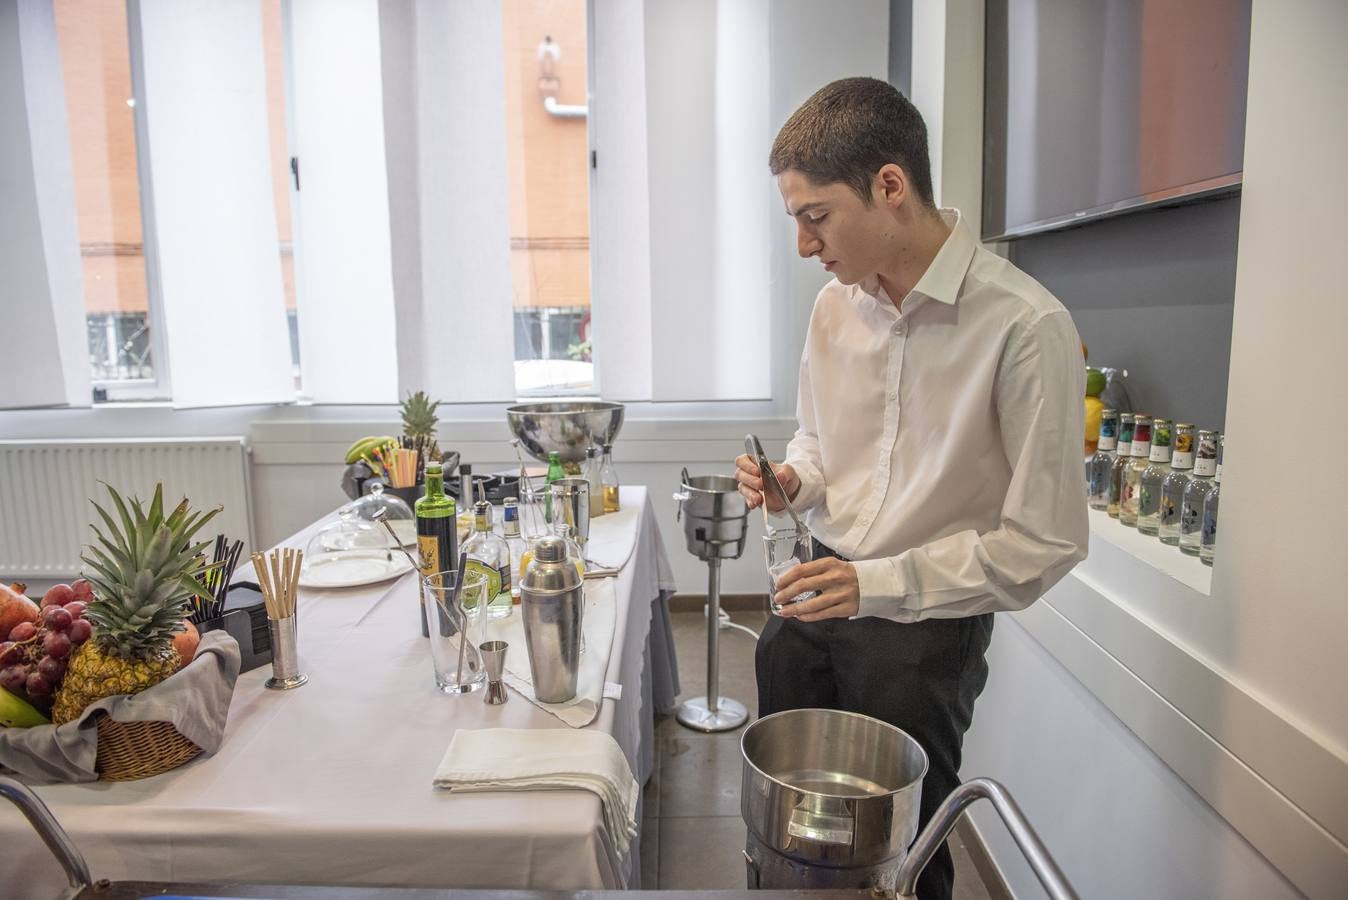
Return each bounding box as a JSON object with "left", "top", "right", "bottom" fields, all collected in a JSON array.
[{"left": 480, "top": 640, "right": 509, "bottom": 705}]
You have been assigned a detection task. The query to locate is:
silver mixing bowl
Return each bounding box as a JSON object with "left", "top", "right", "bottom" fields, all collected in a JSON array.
[{"left": 506, "top": 401, "right": 625, "bottom": 464}]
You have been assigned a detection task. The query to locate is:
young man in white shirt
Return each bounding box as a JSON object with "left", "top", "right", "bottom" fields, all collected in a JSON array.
[{"left": 736, "top": 77, "right": 1088, "bottom": 900}]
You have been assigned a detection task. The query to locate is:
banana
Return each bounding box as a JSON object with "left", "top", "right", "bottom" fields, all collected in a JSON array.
[
  {"left": 0, "top": 685, "right": 50, "bottom": 728},
  {"left": 344, "top": 435, "right": 390, "bottom": 465}
]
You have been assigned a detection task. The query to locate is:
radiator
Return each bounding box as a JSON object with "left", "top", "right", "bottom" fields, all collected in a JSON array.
[{"left": 0, "top": 438, "right": 254, "bottom": 580}]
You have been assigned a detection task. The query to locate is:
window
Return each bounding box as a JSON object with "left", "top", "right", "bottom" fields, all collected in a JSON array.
[
  {"left": 502, "top": 1, "right": 594, "bottom": 396},
  {"left": 53, "top": 0, "right": 158, "bottom": 398},
  {"left": 260, "top": 0, "right": 302, "bottom": 391},
  {"left": 53, "top": 0, "right": 300, "bottom": 403}
]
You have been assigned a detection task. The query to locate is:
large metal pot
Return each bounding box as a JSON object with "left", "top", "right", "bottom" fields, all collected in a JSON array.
[{"left": 741, "top": 709, "right": 928, "bottom": 887}]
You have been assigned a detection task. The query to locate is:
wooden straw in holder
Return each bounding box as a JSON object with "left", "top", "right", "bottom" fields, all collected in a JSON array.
[{"left": 252, "top": 548, "right": 307, "bottom": 690}]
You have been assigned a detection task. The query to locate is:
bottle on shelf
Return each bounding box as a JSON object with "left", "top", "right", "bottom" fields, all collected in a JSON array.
[
  {"left": 585, "top": 445, "right": 605, "bottom": 518},
  {"left": 545, "top": 451, "right": 565, "bottom": 520},
  {"left": 463, "top": 499, "right": 513, "bottom": 619},
  {"left": 600, "top": 443, "right": 621, "bottom": 513},
  {"left": 1137, "top": 418, "right": 1172, "bottom": 535},
  {"left": 1200, "top": 434, "right": 1224, "bottom": 567},
  {"left": 1087, "top": 409, "right": 1120, "bottom": 511},
  {"left": 1159, "top": 423, "right": 1195, "bottom": 545},
  {"left": 1119, "top": 414, "right": 1152, "bottom": 527},
  {"left": 1180, "top": 430, "right": 1219, "bottom": 556},
  {"left": 501, "top": 497, "right": 528, "bottom": 604},
  {"left": 414, "top": 462, "right": 457, "bottom": 637},
  {"left": 1108, "top": 412, "right": 1135, "bottom": 518}
]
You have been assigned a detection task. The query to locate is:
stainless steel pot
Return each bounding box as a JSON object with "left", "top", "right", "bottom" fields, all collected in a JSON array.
[{"left": 741, "top": 709, "right": 928, "bottom": 874}]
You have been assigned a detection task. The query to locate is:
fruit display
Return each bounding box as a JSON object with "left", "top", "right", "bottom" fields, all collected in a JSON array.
[
  {"left": 50, "top": 483, "right": 220, "bottom": 725},
  {"left": 0, "top": 580, "right": 96, "bottom": 717}
]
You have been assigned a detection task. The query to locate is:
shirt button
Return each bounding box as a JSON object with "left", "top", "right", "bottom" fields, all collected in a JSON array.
[{"left": 892, "top": 325, "right": 902, "bottom": 335}]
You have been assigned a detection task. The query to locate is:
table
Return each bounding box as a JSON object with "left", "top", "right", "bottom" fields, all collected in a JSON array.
[{"left": 0, "top": 486, "right": 678, "bottom": 895}]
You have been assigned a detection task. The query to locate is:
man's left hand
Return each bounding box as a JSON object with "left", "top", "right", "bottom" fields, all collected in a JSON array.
[{"left": 773, "top": 557, "right": 860, "bottom": 622}]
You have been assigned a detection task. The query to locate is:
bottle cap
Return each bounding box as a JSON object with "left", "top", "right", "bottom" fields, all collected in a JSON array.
[{"left": 533, "top": 535, "right": 568, "bottom": 563}]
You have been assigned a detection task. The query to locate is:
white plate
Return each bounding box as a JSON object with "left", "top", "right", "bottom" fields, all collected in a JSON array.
[{"left": 299, "top": 550, "right": 416, "bottom": 589}]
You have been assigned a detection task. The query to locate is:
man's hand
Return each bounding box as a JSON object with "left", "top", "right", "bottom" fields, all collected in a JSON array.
[
  {"left": 734, "top": 455, "right": 801, "bottom": 511},
  {"left": 773, "top": 557, "right": 860, "bottom": 622}
]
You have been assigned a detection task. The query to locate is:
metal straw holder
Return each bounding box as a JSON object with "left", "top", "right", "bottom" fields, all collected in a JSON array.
[{"left": 264, "top": 615, "right": 307, "bottom": 690}]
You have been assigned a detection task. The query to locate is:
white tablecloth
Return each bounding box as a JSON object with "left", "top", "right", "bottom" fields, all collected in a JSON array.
[{"left": 0, "top": 486, "right": 678, "bottom": 895}]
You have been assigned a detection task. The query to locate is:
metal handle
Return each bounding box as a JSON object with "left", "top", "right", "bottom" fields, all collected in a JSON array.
[
  {"left": 672, "top": 491, "right": 690, "bottom": 522},
  {"left": 895, "top": 778, "right": 1077, "bottom": 900},
  {"left": 744, "top": 434, "right": 808, "bottom": 534},
  {"left": 0, "top": 775, "right": 93, "bottom": 891}
]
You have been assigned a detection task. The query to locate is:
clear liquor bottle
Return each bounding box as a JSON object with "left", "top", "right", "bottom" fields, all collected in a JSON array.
[
  {"left": 501, "top": 497, "right": 528, "bottom": 604},
  {"left": 1159, "top": 423, "right": 1195, "bottom": 545},
  {"left": 585, "top": 445, "right": 605, "bottom": 518},
  {"left": 600, "top": 443, "right": 621, "bottom": 513},
  {"left": 463, "top": 500, "right": 513, "bottom": 619},
  {"left": 1108, "top": 412, "right": 1135, "bottom": 518},
  {"left": 1119, "top": 414, "right": 1152, "bottom": 527},
  {"left": 1087, "top": 409, "right": 1119, "bottom": 510},
  {"left": 1180, "top": 430, "right": 1218, "bottom": 556},
  {"left": 1137, "top": 418, "right": 1172, "bottom": 535},
  {"left": 1200, "top": 435, "right": 1224, "bottom": 566}
]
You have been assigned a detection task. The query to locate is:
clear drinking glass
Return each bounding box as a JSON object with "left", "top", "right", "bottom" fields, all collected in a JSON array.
[
  {"left": 422, "top": 569, "right": 489, "bottom": 694},
  {"left": 764, "top": 530, "right": 816, "bottom": 615}
]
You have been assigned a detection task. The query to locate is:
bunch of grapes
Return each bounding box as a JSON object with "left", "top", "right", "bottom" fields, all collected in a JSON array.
[{"left": 0, "top": 580, "right": 94, "bottom": 710}]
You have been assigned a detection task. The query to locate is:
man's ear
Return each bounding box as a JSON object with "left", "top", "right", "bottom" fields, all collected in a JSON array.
[{"left": 874, "top": 163, "right": 908, "bottom": 210}]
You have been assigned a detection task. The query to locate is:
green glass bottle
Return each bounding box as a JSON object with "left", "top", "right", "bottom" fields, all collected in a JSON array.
[
  {"left": 414, "top": 462, "right": 457, "bottom": 637},
  {"left": 545, "top": 450, "right": 564, "bottom": 520}
]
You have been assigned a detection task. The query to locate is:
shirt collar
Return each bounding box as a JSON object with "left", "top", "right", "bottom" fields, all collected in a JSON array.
[{"left": 857, "top": 208, "right": 975, "bottom": 308}]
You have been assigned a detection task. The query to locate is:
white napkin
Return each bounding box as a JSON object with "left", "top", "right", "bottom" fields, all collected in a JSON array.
[{"left": 433, "top": 728, "right": 640, "bottom": 857}]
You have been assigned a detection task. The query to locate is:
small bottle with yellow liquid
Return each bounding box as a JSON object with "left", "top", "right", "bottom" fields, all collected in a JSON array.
[{"left": 600, "top": 443, "right": 620, "bottom": 513}]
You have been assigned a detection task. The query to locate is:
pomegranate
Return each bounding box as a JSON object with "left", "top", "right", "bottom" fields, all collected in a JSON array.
[{"left": 0, "top": 585, "right": 40, "bottom": 642}]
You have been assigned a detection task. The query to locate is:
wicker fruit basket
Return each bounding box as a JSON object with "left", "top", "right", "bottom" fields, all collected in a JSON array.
[{"left": 94, "top": 716, "right": 201, "bottom": 782}]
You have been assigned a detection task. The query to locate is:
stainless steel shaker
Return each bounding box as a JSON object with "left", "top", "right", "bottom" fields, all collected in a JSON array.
[
  {"left": 550, "top": 477, "right": 591, "bottom": 548},
  {"left": 519, "top": 535, "right": 584, "bottom": 703}
]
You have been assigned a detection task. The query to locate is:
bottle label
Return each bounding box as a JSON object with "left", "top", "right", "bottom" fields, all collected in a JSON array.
[
  {"left": 1117, "top": 439, "right": 1132, "bottom": 456},
  {"left": 1194, "top": 457, "right": 1217, "bottom": 477},
  {"left": 418, "top": 535, "right": 440, "bottom": 577},
  {"left": 1171, "top": 450, "right": 1194, "bottom": 469},
  {"left": 1214, "top": 464, "right": 1222, "bottom": 484},
  {"left": 464, "top": 559, "right": 510, "bottom": 607},
  {"left": 1149, "top": 444, "right": 1170, "bottom": 463},
  {"left": 1131, "top": 441, "right": 1151, "bottom": 458}
]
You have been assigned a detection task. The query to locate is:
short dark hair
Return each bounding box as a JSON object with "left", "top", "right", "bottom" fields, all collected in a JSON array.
[{"left": 769, "top": 77, "right": 934, "bottom": 207}]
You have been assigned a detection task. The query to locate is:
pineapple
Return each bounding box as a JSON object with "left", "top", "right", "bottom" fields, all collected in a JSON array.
[
  {"left": 400, "top": 390, "right": 442, "bottom": 469},
  {"left": 51, "top": 484, "right": 220, "bottom": 724}
]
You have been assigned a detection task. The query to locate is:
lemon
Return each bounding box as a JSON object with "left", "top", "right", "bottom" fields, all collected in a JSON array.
[{"left": 1084, "top": 396, "right": 1104, "bottom": 444}]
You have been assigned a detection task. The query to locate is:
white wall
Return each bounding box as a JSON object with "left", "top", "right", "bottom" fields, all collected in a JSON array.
[{"left": 917, "top": 1, "right": 1348, "bottom": 896}]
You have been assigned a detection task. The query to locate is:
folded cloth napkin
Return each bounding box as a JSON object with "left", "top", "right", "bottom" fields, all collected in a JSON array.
[
  {"left": 0, "top": 630, "right": 241, "bottom": 784},
  {"left": 433, "top": 728, "right": 640, "bottom": 858}
]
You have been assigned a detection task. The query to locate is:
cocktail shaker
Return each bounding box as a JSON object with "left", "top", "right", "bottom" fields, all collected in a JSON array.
[{"left": 519, "top": 535, "right": 584, "bottom": 703}]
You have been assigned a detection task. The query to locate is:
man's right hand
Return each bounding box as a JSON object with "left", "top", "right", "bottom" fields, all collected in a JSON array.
[{"left": 734, "top": 454, "right": 801, "bottom": 512}]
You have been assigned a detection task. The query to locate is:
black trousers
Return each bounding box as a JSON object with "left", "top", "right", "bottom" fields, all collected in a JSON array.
[{"left": 755, "top": 541, "right": 994, "bottom": 900}]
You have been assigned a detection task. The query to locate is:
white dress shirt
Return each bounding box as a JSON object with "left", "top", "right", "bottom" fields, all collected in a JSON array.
[{"left": 782, "top": 208, "right": 1088, "bottom": 622}]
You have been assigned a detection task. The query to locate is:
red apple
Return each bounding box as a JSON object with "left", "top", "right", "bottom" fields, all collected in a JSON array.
[
  {"left": 0, "top": 584, "right": 40, "bottom": 641},
  {"left": 43, "top": 584, "right": 75, "bottom": 608},
  {"left": 70, "top": 579, "right": 94, "bottom": 603}
]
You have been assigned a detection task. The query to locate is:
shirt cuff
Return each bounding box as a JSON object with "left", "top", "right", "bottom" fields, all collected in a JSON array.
[{"left": 850, "top": 557, "right": 919, "bottom": 623}]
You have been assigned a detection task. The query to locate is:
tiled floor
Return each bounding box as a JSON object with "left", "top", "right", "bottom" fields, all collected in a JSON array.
[{"left": 643, "top": 606, "right": 994, "bottom": 898}]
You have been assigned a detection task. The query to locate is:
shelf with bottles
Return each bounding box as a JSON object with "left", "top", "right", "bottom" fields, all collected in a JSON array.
[
  {"left": 1086, "top": 506, "right": 1212, "bottom": 596},
  {"left": 1083, "top": 411, "right": 1222, "bottom": 595}
]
